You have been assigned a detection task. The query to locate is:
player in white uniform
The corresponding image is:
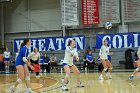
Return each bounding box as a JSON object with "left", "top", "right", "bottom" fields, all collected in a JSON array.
[
  {"left": 3, "top": 47, "right": 11, "bottom": 73},
  {"left": 99, "top": 40, "right": 113, "bottom": 80},
  {"left": 61, "top": 39, "right": 84, "bottom": 91},
  {"left": 129, "top": 47, "right": 140, "bottom": 80}
]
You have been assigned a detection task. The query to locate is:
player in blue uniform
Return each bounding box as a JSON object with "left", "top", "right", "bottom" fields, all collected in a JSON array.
[
  {"left": 129, "top": 47, "right": 140, "bottom": 80},
  {"left": 10, "top": 38, "right": 34, "bottom": 93}
]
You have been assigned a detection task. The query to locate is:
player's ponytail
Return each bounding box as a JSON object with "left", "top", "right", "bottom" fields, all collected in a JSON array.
[
  {"left": 21, "top": 38, "right": 30, "bottom": 48},
  {"left": 67, "top": 40, "right": 72, "bottom": 46},
  {"left": 67, "top": 39, "right": 75, "bottom": 46}
]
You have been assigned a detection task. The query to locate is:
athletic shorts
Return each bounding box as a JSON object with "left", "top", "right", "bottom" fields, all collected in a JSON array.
[
  {"left": 15, "top": 61, "right": 25, "bottom": 66},
  {"left": 101, "top": 59, "right": 108, "bottom": 61},
  {"left": 62, "top": 63, "right": 73, "bottom": 67},
  {"left": 4, "top": 58, "right": 10, "bottom": 61}
]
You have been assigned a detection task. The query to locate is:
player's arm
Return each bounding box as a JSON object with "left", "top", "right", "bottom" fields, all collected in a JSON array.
[
  {"left": 73, "top": 48, "right": 79, "bottom": 61},
  {"left": 66, "top": 46, "right": 75, "bottom": 55},
  {"left": 137, "top": 47, "right": 140, "bottom": 58},
  {"left": 22, "top": 49, "right": 34, "bottom": 70},
  {"left": 27, "top": 52, "right": 32, "bottom": 63},
  {"left": 99, "top": 48, "right": 102, "bottom": 59}
]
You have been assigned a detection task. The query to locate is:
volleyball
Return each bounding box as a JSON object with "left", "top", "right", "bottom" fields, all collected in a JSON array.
[{"left": 105, "top": 22, "right": 112, "bottom": 29}]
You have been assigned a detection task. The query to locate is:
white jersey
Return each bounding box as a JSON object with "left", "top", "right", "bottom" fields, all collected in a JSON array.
[
  {"left": 137, "top": 47, "right": 140, "bottom": 58},
  {"left": 99, "top": 45, "right": 109, "bottom": 60},
  {"left": 63, "top": 46, "right": 78, "bottom": 66},
  {"left": 4, "top": 51, "right": 10, "bottom": 58},
  {"left": 28, "top": 52, "right": 40, "bottom": 61}
]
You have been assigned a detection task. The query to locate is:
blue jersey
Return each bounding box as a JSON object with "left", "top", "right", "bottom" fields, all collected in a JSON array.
[
  {"left": 15, "top": 46, "right": 29, "bottom": 66},
  {"left": 43, "top": 56, "right": 50, "bottom": 63},
  {"left": 86, "top": 54, "right": 93, "bottom": 62}
]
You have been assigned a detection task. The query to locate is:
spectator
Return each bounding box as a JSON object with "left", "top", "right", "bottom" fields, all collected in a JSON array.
[
  {"left": 50, "top": 54, "right": 58, "bottom": 72},
  {"left": 0, "top": 54, "right": 4, "bottom": 71},
  {"left": 0, "top": 54, "right": 4, "bottom": 62},
  {"left": 84, "top": 49, "right": 94, "bottom": 71},
  {"left": 43, "top": 54, "right": 50, "bottom": 73},
  {"left": 83, "top": 49, "right": 89, "bottom": 69}
]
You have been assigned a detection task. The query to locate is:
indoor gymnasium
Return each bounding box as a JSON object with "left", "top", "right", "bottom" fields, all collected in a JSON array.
[{"left": 0, "top": 0, "right": 140, "bottom": 93}]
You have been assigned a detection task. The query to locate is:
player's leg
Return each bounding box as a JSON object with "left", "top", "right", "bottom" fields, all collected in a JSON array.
[
  {"left": 106, "top": 60, "right": 113, "bottom": 79},
  {"left": 129, "top": 59, "right": 140, "bottom": 80},
  {"left": 99, "top": 59, "right": 108, "bottom": 80},
  {"left": 10, "top": 65, "right": 25, "bottom": 93},
  {"left": 7, "top": 60, "right": 10, "bottom": 72},
  {"left": 4, "top": 60, "right": 8, "bottom": 73},
  {"left": 71, "top": 65, "right": 84, "bottom": 87},
  {"left": 61, "top": 64, "right": 71, "bottom": 91},
  {"left": 24, "top": 64, "right": 35, "bottom": 93}
]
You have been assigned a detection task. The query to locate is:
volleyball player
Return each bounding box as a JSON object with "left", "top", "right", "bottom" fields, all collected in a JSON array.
[
  {"left": 10, "top": 38, "right": 35, "bottom": 93},
  {"left": 28, "top": 47, "right": 41, "bottom": 79},
  {"left": 129, "top": 47, "right": 140, "bottom": 80},
  {"left": 61, "top": 39, "right": 84, "bottom": 91},
  {"left": 99, "top": 40, "right": 113, "bottom": 80},
  {"left": 3, "top": 47, "right": 11, "bottom": 73}
]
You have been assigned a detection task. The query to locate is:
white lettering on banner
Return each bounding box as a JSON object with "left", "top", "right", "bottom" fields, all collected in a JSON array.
[
  {"left": 102, "top": 35, "right": 111, "bottom": 47},
  {"left": 32, "top": 40, "right": 37, "bottom": 50},
  {"left": 14, "top": 36, "right": 85, "bottom": 52},
  {"left": 74, "top": 37, "right": 84, "bottom": 49},
  {"left": 112, "top": 35, "right": 122, "bottom": 48},
  {"left": 123, "top": 35, "right": 132, "bottom": 48},
  {"left": 56, "top": 38, "right": 64, "bottom": 50},
  {"left": 133, "top": 34, "right": 139, "bottom": 47},
  {"left": 16, "top": 40, "right": 23, "bottom": 49},
  {"left": 48, "top": 39, "right": 55, "bottom": 50},
  {"left": 38, "top": 39, "right": 46, "bottom": 51}
]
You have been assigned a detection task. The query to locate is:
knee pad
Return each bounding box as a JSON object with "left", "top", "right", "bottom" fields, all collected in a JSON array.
[
  {"left": 103, "top": 68, "right": 107, "bottom": 72},
  {"left": 65, "top": 73, "right": 70, "bottom": 79},
  {"left": 17, "top": 78, "right": 22, "bottom": 84},
  {"left": 108, "top": 67, "right": 113, "bottom": 70},
  {"left": 25, "top": 76, "right": 30, "bottom": 81},
  {"left": 135, "top": 68, "right": 139, "bottom": 71}
]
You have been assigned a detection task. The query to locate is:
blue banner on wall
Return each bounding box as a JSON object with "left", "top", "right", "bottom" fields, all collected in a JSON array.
[
  {"left": 95, "top": 32, "right": 140, "bottom": 49},
  {"left": 14, "top": 36, "right": 85, "bottom": 52}
]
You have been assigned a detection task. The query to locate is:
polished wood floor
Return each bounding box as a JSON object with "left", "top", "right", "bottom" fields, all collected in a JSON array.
[{"left": 1, "top": 72, "right": 140, "bottom": 93}]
